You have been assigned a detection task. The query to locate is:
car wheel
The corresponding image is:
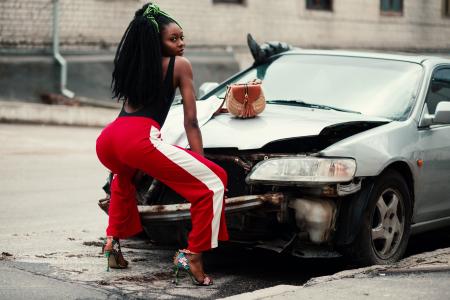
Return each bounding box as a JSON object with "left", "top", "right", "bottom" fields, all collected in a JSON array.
[{"left": 344, "top": 169, "right": 412, "bottom": 265}]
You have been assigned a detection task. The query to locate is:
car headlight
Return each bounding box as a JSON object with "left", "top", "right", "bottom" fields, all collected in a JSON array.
[{"left": 246, "top": 157, "right": 356, "bottom": 184}]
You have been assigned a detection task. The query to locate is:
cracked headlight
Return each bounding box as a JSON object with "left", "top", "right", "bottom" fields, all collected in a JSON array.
[{"left": 246, "top": 157, "right": 356, "bottom": 184}]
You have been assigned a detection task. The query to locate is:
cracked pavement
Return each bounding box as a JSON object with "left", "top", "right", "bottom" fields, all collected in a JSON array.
[
  {"left": 0, "top": 123, "right": 349, "bottom": 299},
  {"left": 2, "top": 122, "right": 450, "bottom": 300}
]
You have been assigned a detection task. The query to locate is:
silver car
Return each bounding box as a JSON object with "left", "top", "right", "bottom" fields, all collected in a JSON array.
[{"left": 99, "top": 49, "right": 450, "bottom": 266}]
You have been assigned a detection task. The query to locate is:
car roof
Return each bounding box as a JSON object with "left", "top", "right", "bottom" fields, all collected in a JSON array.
[{"left": 280, "top": 48, "right": 450, "bottom": 65}]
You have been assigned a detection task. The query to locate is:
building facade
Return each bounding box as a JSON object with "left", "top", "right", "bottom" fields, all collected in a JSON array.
[
  {"left": 1, "top": 0, "right": 450, "bottom": 102},
  {"left": 1, "top": 0, "right": 450, "bottom": 53}
]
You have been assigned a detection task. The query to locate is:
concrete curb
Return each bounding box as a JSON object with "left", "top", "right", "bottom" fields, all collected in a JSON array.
[
  {"left": 220, "top": 285, "right": 299, "bottom": 300},
  {"left": 0, "top": 100, "right": 117, "bottom": 127}
]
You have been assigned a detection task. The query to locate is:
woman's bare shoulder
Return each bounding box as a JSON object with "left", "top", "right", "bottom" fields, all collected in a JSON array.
[{"left": 174, "top": 56, "right": 193, "bottom": 74}]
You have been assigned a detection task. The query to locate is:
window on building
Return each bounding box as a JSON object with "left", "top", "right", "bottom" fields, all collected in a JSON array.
[
  {"left": 213, "top": 0, "right": 245, "bottom": 4},
  {"left": 380, "top": 0, "right": 403, "bottom": 15},
  {"left": 306, "top": 0, "right": 332, "bottom": 11},
  {"left": 443, "top": 0, "right": 450, "bottom": 17}
]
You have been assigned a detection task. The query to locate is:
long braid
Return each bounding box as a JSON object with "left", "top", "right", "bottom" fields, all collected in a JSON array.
[{"left": 111, "top": 3, "right": 180, "bottom": 108}]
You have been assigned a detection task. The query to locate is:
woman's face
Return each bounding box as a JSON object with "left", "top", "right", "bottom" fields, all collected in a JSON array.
[{"left": 160, "top": 23, "right": 185, "bottom": 56}]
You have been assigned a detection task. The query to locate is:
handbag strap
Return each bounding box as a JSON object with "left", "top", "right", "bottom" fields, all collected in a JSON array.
[
  {"left": 213, "top": 86, "right": 230, "bottom": 116},
  {"left": 244, "top": 84, "right": 249, "bottom": 103}
]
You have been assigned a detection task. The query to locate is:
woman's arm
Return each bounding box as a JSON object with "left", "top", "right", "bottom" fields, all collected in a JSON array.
[{"left": 175, "top": 57, "right": 204, "bottom": 156}]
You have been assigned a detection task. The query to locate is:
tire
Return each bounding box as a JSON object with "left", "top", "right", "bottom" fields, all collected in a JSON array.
[{"left": 343, "top": 169, "right": 412, "bottom": 266}]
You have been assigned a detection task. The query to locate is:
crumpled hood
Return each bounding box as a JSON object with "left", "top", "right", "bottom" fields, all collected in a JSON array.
[{"left": 161, "top": 96, "right": 389, "bottom": 150}]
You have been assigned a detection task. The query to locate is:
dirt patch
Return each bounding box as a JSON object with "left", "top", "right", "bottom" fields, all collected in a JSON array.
[
  {"left": 1, "top": 252, "right": 13, "bottom": 260},
  {"left": 131, "top": 258, "right": 147, "bottom": 262},
  {"left": 67, "top": 254, "right": 99, "bottom": 259},
  {"left": 66, "top": 254, "right": 84, "bottom": 258},
  {"left": 32, "top": 252, "right": 58, "bottom": 259},
  {"left": 115, "top": 271, "right": 173, "bottom": 283},
  {"left": 67, "top": 269, "right": 84, "bottom": 274},
  {"left": 97, "top": 280, "right": 110, "bottom": 286},
  {"left": 83, "top": 241, "right": 104, "bottom": 247}
]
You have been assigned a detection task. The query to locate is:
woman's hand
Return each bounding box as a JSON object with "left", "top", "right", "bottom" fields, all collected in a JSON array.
[{"left": 175, "top": 57, "right": 204, "bottom": 156}]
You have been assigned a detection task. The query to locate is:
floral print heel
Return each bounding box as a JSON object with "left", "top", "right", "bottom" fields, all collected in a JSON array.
[{"left": 173, "top": 250, "right": 213, "bottom": 286}]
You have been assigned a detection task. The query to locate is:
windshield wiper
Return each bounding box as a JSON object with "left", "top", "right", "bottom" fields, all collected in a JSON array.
[{"left": 266, "top": 99, "right": 361, "bottom": 114}]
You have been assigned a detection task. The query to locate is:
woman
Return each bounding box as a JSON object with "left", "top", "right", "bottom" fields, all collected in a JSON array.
[{"left": 96, "top": 3, "right": 228, "bottom": 286}]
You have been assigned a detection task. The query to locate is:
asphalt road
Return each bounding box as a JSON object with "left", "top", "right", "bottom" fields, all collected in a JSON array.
[{"left": 1, "top": 123, "right": 450, "bottom": 299}]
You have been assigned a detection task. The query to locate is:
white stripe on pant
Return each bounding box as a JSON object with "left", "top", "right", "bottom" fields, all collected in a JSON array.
[{"left": 150, "top": 126, "right": 225, "bottom": 248}]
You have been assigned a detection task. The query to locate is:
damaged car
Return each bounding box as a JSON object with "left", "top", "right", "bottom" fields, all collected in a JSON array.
[{"left": 99, "top": 47, "right": 450, "bottom": 266}]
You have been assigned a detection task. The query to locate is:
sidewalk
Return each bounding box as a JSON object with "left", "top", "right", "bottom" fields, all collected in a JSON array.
[
  {"left": 0, "top": 262, "right": 121, "bottom": 300},
  {"left": 0, "top": 100, "right": 117, "bottom": 127},
  {"left": 221, "top": 247, "right": 450, "bottom": 300}
]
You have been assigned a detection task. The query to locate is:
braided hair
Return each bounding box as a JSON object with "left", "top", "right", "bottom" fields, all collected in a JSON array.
[{"left": 111, "top": 3, "right": 181, "bottom": 108}]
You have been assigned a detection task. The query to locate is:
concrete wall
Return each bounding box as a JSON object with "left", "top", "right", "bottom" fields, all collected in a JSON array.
[
  {"left": 0, "top": 51, "right": 239, "bottom": 102},
  {"left": 1, "top": 0, "right": 450, "bottom": 102}
]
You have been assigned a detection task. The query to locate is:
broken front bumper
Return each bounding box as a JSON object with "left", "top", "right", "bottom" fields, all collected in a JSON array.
[
  {"left": 99, "top": 191, "right": 338, "bottom": 245},
  {"left": 138, "top": 193, "right": 285, "bottom": 222}
]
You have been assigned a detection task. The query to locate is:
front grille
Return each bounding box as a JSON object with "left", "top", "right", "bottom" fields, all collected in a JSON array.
[
  {"left": 147, "top": 152, "right": 253, "bottom": 205},
  {"left": 209, "top": 158, "right": 249, "bottom": 197}
]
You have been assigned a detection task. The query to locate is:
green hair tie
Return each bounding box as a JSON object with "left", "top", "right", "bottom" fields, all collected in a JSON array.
[{"left": 143, "top": 3, "right": 182, "bottom": 33}]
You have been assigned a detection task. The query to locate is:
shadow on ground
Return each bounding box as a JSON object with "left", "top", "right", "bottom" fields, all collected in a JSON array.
[{"left": 118, "top": 226, "right": 450, "bottom": 299}]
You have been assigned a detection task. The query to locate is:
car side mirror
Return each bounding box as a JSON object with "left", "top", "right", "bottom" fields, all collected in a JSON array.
[
  {"left": 420, "top": 101, "right": 450, "bottom": 127},
  {"left": 433, "top": 101, "right": 450, "bottom": 124},
  {"left": 198, "top": 82, "right": 219, "bottom": 99}
]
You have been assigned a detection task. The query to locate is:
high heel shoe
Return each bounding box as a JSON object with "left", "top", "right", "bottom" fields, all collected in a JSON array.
[
  {"left": 173, "top": 250, "right": 213, "bottom": 286},
  {"left": 102, "top": 239, "right": 128, "bottom": 272}
]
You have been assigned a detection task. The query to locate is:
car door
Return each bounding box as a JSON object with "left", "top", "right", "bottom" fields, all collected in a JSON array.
[{"left": 415, "top": 66, "right": 450, "bottom": 223}]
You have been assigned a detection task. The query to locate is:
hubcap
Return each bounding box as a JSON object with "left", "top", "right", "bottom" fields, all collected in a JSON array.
[{"left": 371, "top": 188, "right": 405, "bottom": 260}]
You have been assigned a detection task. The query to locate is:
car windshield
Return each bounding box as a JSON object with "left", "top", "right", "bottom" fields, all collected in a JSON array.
[{"left": 210, "top": 54, "right": 423, "bottom": 120}]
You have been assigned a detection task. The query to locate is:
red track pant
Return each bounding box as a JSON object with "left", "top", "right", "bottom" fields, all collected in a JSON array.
[{"left": 96, "top": 116, "right": 229, "bottom": 253}]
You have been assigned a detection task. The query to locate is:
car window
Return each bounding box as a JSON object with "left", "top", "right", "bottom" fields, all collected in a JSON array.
[
  {"left": 210, "top": 54, "right": 423, "bottom": 121},
  {"left": 425, "top": 68, "right": 450, "bottom": 114}
]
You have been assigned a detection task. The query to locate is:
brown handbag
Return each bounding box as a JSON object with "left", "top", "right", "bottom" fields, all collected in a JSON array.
[{"left": 224, "top": 80, "right": 266, "bottom": 118}]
